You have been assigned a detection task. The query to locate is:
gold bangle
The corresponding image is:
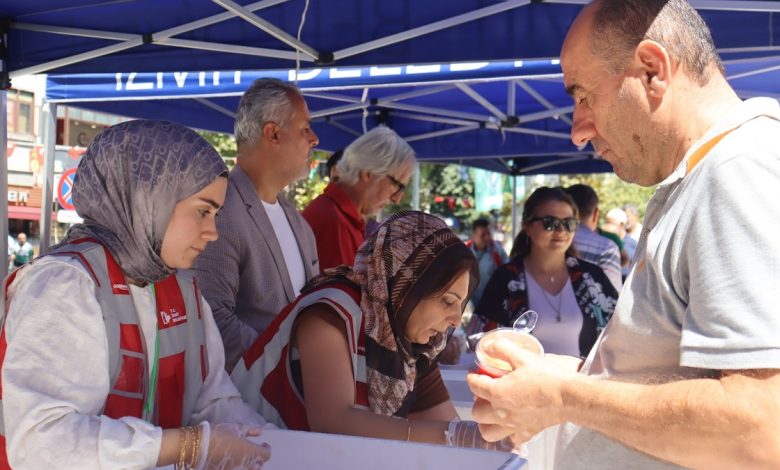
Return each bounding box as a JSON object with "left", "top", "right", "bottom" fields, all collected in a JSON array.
[
  {"left": 189, "top": 425, "right": 201, "bottom": 469},
  {"left": 175, "top": 426, "right": 188, "bottom": 470},
  {"left": 406, "top": 420, "right": 412, "bottom": 442}
]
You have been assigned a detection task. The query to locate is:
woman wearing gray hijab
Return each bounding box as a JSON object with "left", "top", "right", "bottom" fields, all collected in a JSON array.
[{"left": 0, "top": 120, "right": 271, "bottom": 469}]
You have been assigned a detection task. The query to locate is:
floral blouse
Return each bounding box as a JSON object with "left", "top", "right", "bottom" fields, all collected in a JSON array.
[{"left": 474, "top": 256, "right": 619, "bottom": 357}]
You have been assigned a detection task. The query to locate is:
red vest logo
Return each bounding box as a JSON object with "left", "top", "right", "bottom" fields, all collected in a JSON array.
[
  {"left": 112, "top": 283, "right": 129, "bottom": 293},
  {"left": 159, "top": 307, "right": 187, "bottom": 328}
]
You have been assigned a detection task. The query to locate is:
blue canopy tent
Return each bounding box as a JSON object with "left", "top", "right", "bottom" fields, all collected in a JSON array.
[
  {"left": 45, "top": 59, "right": 610, "bottom": 175},
  {"left": 3, "top": 1, "right": 779, "bottom": 74},
  {"left": 45, "top": 54, "right": 780, "bottom": 174},
  {"left": 2, "top": 0, "right": 779, "bottom": 276}
]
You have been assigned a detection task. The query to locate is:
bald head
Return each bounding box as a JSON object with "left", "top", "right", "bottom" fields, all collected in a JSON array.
[{"left": 564, "top": 0, "right": 723, "bottom": 86}]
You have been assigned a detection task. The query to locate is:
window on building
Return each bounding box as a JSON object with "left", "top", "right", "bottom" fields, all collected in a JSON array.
[
  {"left": 7, "top": 89, "right": 35, "bottom": 139},
  {"left": 59, "top": 107, "right": 124, "bottom": 147}
]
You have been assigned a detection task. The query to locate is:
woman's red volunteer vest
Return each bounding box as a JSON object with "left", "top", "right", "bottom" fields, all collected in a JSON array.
[
  {"left": 0, "top": 239, "right": 209, "bottom": 469},
  {"left": 231, "top": 282, "right": 368, "bottom": 430}
]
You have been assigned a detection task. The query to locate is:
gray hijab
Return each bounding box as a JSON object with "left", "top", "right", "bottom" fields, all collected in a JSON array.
[{"left": 58, "top": 120, "right": 227, "bottom": 283}]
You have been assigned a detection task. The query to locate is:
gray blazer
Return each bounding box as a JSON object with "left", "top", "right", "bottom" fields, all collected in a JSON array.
[{"left": 194, "top": 166, "right": 319, "bottom": 371}]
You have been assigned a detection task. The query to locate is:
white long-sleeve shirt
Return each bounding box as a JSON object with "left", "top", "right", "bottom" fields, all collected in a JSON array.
[{"left": 2, "top": 256, "right": 266, "bottom": 469}]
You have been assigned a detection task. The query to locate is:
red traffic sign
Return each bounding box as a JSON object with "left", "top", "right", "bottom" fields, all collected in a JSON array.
[{"left": 57, "top": 168, "right": 78, "bottom": 211}]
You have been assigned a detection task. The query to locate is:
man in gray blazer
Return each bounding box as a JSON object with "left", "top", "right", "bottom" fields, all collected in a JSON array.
[{"left": 195, "top": 78, "right": 320, "bottom": 371}]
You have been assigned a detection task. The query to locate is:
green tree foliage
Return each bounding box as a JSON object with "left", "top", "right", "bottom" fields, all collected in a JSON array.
[
  {"left": 284, "top": 150, "right": 331, "bottom": 210},
  {"left": 198, "top": 131, "right": 237, "bottom": 169},
  {"left": 384, "top": 163, "right": 479, "bottom": 231},
  {"left": 288, "top": 173, "right": 330, "bottom": 210}
]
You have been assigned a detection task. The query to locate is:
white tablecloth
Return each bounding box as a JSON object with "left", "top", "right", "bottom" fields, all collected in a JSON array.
[{"left": 440, "top": 352, "right": 558, "bottom": 470}]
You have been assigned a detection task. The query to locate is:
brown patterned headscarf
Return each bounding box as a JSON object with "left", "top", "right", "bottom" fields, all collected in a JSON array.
[{"left": 303, "top": 211, "right": 478, "bottom": 416}]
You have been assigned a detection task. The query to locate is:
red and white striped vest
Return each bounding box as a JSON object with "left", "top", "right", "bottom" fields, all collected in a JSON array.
[
  {"left": 231, "top": 282, "right": 368, "bottom": 430},
  {"left": 0, "top": 239, "right": 208, "bottom": 469}
]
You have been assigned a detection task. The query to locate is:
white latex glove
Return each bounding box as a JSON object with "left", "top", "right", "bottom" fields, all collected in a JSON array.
[
  {"left": 197, "top": 422, "right": 272, "bottom": 470},
  {"left": 446, "top": 419, "right": 515, "bottom": 452}
]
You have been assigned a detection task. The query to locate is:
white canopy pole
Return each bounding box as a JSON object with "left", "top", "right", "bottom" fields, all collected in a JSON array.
[
  {"left": 212, "top": 0, "right": 319, "bottom": 60},
  {"left": 10, "top": 0, "right": 293, "bottom": 78},
  {"left": 1, "top": 90, "right": 8, "bottom": 280},
  {"left": 39, "top": 101, "right": 56, "bottom": 255},
  {"left": 516, "top": 105, "right": 574, "bottom": 123},
  {"left": 515, "top": 80, "right": 573, "bottom": 125},
  {"left": 404, "top": 125, "right": 481, "bottom": 143},
  {"left": 455, "top": 83, "right": 508, "bottom": 121},
  {"left": 502, "top": 127, "right": 572, "bottom": 140},
  {"left": 334, "top": 0, "right": 532, "bottom": 60}
]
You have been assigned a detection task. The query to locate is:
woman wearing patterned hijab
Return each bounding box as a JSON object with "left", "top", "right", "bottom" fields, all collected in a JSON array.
[
  {"left": 0, "top": 120, "right": 271, "bottom": 469},
  {"left": 232, "top": 211, "right": 508, "bottom": 449}
]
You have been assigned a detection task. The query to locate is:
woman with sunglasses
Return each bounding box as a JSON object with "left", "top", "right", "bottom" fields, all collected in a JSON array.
[{"left": 473, "top": 186, "right": 618, "bottom": 358}]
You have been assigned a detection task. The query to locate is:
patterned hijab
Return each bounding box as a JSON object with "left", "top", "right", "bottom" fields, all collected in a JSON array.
[
  {"left": 58, "top": 120, "right": 227, "bottom": 283},
  {"left": 303, "top": 211, "right": 478, "bottom": 416}
]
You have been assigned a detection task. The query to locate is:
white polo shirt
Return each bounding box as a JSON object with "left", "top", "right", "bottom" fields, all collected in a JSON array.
[{"left": 556, "top": 97, "right": 780, "bottom": 469}]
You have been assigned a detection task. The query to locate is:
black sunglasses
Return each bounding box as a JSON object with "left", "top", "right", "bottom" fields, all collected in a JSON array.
[
  {"left": 529, "top": 216, "right": 579, "bottom": 232},
  {"left": 385, "top": 174, "right": 407, "bottom": 197}
]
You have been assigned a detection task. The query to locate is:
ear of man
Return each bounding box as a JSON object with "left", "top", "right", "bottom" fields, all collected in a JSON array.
[
  {"left": 262, "top": 122, "right": 281, "bottom": 144},
  {"left": 634, "top": 39, "right": 672, "bottom": 98},
  {"left": 358, "top": 169, "right": 373, "bottom": 183}
]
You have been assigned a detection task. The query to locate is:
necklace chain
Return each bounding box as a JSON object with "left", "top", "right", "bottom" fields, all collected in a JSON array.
[
  {"left": 525, "top": 261, "right": 566, "bottom": 322},
  {"left": 530, "top": 273, "right": 564, "bottom": 323}
]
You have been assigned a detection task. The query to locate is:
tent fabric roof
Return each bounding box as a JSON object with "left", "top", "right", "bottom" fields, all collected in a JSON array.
[
  {"left": 5, "top": 0, "right": 780, "bottom": 175},
  {"left": 45, "top": 60, "right": 594, "bottom": 175},
  {"left": 3, "top": 1, "right": 779, "bottom": 76}
]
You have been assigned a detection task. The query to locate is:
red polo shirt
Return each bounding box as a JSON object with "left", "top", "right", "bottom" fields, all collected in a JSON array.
[{"left": 302, "top": 182, "right": 365, "bottom": 270}]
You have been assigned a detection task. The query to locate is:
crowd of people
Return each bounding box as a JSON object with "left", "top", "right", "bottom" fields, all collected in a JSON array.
[{"left": 0, "top": 0, "right": 778, "bottom": 468}]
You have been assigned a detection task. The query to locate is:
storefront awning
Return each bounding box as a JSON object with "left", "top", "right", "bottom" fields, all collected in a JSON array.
[{"left": 8, "top": 206, "right": 40, "bottom": 221}]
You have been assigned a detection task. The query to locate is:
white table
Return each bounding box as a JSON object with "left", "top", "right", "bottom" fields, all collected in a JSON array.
[
  {"left": 254, "top": 429, "right": 525, "bottom": 469},
  {"left": 440, "top": 352, "right": 558, "bottom": 470}
]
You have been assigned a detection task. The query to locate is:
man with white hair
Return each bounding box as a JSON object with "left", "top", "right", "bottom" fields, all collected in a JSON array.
[
  {"left": 303, "top": 126, "right": 416, "bottom": 270},
  {"left": 623, "top": 203, "right": 644, "bottom": 242},
  {"left": 195, "top": 78, "right": 321, "bottom": 371}
]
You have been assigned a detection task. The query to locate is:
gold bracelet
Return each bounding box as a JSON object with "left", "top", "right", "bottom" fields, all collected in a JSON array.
[
  {"left": 189, "top": 425, "right": 201, "bottom": 469},
  {"left": 175, "top": 426, "right": 188, "bottom": 470},
  {"left": 406, "top": 420, "right": 412, "bottom": 442}
]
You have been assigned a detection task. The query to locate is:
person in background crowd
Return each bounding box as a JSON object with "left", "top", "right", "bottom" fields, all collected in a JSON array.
[
  {"left": 596, "top": 208, "right": 633, "bottom": 279},
  {"left": 564, "top": 184, "right": 622, "bottom": 291},
  {"left": 469, "top": 1, "right": 780, "bottom": 468},
  {"left": 603, "top": 207, "right": 636, "bottom": 278},
  {"left": 231, "top": 211, "right": 509, "bottom": 451},
  {"left": 623, "top": 203, "right": 643, "bottom": 242},
  {"left": 465, "top": 218, "right": 510, "bottom": 310},
  {"left": 474, "top": 187, "right": 617, "bottom": 357},
  {"left": 325, "top": 149, "right": 344, "bottom": 180},
  {"left": 0, "top": 120, "right": 271, "bottom": 469},
  {"left": 7, "top": 235, "right": 17, "bottom": 271},
  {"left": 194, "top": 78, "right": 320, "bottom": 372},
  {"left": 303, "top": 127, "right": 415, "bottom": 270},
  {"left": 10, "top": 233, "right": 34, "bottom": 268}
]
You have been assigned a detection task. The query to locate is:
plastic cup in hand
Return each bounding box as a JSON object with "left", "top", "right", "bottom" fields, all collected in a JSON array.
[{"left": 474, "top": 310, "right": 544, "bottom": 378}]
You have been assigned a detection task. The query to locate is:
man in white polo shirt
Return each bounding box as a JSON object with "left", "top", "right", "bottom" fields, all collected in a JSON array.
[{"left": 468, "top": 1, "right": 780, "bottom": 468}]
